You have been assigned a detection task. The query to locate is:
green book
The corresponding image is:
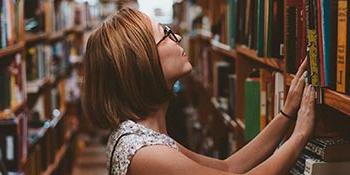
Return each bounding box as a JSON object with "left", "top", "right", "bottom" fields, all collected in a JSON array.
[
  {"left": 244, "top": 78, "right": 261, "bottom": 141},
  {"left": 227, "top": 0, "right": 238, "bottom": 48}
]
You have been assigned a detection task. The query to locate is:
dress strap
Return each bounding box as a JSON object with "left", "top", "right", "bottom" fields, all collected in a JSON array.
[{"left": 109, "top": 132, "right": 134, "bottom": 175}]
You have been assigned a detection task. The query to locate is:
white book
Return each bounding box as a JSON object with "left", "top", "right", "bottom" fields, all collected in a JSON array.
[{"left": 304, "top": 158, "right": 350, "bottom": 175}]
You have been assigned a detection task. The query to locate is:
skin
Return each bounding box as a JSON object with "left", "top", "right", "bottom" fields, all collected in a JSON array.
[{"left": 130, "top": 16, "right": 316, "bottom": 175}]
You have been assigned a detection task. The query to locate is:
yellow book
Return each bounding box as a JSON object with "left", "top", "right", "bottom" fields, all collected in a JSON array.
[{"left": 336, "top": 0, "right": 347, "bottom": 93}]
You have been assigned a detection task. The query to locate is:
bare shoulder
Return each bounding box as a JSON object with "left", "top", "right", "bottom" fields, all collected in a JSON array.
[{"left": 128, "top": 145, "right": 240, "bottom": 175}]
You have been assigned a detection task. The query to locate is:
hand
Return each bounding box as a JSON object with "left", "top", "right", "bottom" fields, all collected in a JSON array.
[
  {"left": 283, "top": 58, "right": 308, "bottom": 117},
  {"left": 292, "top": 85, "right": 316, "bottom": 139}
]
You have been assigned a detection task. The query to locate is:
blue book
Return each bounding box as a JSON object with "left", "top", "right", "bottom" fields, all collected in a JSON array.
[{"left": 322, "top": 0, "right": 332, "bottom": 87}]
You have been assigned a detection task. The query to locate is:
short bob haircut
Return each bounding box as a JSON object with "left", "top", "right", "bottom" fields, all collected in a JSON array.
[{"left": 82, "top": 8, "right": 172, "bottom": 129}]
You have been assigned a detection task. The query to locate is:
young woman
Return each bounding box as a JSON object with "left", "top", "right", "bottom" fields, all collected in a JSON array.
[{"left": 82, "top": 8, "right": 315, "bottom": 175}]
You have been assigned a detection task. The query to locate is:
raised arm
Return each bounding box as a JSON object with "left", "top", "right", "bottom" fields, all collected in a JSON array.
[{"left": 225, "top": 58, "right": 309, "bottom": 173}]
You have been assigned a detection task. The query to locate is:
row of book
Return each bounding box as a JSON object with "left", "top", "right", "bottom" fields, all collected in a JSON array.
[
  {"left": 195, "top": 0, "right": 350, "bottom": 95},
  {"left": 0, "top": 107, "right": 69, "bottom": 174},
  {"left": 211, "top": 60, "right": 286, "bottom": 141},
  {"left": 195, "top": 0, "right": 284, "bottom": 58},
  {"left": 26, "top": 0, "right": 96, "bottom": 35},
  {"left": 0, "top": 0, "right": 21, "bottom": 49},
  {"left": 285, "top": 0, "right": 350, "bottom": 95},
  {"left": 0, "top": 54, "right": 25, "bottom": 111},
  {"left": 290, "top": 137, "right": 350, "bottom": 175}
]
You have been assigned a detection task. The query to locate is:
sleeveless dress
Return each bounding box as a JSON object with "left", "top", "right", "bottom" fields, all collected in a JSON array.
[{"left": 106, "top": 120, "right": 179, "bottom": 175}]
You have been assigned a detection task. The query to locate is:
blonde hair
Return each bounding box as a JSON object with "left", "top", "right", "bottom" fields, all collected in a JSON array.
[{"left": 82, "top": 8, "right": 172, "bottom": 129}]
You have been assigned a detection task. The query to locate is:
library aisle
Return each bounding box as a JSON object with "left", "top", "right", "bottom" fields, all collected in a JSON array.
[{"left": 71, "top": 134, "right": 107, "bottom": 175}]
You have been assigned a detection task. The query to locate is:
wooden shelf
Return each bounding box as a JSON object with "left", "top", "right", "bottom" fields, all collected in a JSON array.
[
  {"left": 210, "top": 97, "right": 245, "bottom": 132},
  {"left": 285, "top": 74, "right": 350, "bottom": 116},
  {"left": 65, "top": 25, "right": 85, "bottom": 34},
  {"left": 236, "top": 45, "right": 284, "bottom": 71},
  {"left": 323, "top": 89, "right": 350, "bottom": 116},
  {"left": 48, "top": 31, "right": 65, "bottom": 42},
  {"left": 0, "top": 42, "right": 25, "bottom": 58},
  {"left": 42, "top": 144, "right": 68, "bottom": 175},
  {"left": 25, "top": 32, "right": 48, "bottom": 44},
  {"left": 27, "top": 77, "right": 53, "bottom": 94},
  {"left": 0, "top": 101, "right": 26, "bottom": 119},
  {"left": 197, "top": 29, "right": 212, "bottom": 41},
  {"left": 210, "top": 40, "right": 237, "bottom": 59}
]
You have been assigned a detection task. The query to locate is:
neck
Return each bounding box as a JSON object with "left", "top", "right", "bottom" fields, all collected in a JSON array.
[{"left": 137, "top": 101, "right": 169, "bottom": 134}]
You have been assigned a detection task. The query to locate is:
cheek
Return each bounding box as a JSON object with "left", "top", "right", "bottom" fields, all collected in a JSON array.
[
  {"left": 158, "top": 49, "right": 192, "bottom": 83},
  {"left": 159, "top": 52, "right": 177, "bottom": 77}
]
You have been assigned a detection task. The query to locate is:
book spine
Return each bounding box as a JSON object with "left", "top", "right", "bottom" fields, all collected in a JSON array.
[
  {"left": 1, "top": 0, "right": 7, "bottom": 48},
  {"left": 305, "top": 141, "right": 326, "bottom": 160},
  {"left": 322, "top": 0, "right": 332, "bottom": 87},
  {"left": 336, "top": 0, "right": 348, "bottom": 93},
  {"left": 257, "top": 0, "right": 265, "bottom": 57},
  {"left": 306, "top": 0, "right": 321, "bottom": 87},
  {"left": 244, "top": 78, "right": 260, "bottom": 141},
  {"left": 228, "top": 0, "right": 238, "bottom": 48},
  {"left": 347, "top": 0, "right": 350, "bottom": 95},
  {"left": 317, "top": 0, "right": 325, "bottom": 86},
  {"left": 260, "top": 69, "right": 267, "bottom": 129},
  {"left": 285, "top": 3, "right": 298, "bottom": 73}
]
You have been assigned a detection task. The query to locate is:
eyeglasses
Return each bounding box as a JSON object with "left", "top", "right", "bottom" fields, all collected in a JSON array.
[{"left": 156, "top": 25, "right": 181, "bottom": 46}]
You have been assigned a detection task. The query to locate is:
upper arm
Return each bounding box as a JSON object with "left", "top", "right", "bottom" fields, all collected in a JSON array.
[{"left": 128, "top": 145, "right": 241, "bottom": 175}]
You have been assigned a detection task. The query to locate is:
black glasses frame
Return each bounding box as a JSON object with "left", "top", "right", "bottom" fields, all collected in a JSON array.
[{"left": 156, "top": 25, "right": 180, "bottom": 45}]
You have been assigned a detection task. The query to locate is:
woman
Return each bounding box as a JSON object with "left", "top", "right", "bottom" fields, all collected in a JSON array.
[{"left": 82, "top": 8, "right": 315, "bottom": 175}]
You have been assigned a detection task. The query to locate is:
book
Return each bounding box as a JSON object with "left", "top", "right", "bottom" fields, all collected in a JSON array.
[
  {"left": 306, "top": 0, "right": 321, "bottom": 87},
  {"left": 304, "top": 137, "right": 350, "bottom": 162},
  {"left": 304, "top": 158, "right": 350, "bottom": 175},
  {"left": 0, "top": 64, "right": 11, "bottom": 110},
  {"left": 336, "top": 0, "right": 348, "bottom": 93},
  {"left": 244, "top": 77, "right": 260, "bottom": 141},
  {"left": 273, "top": 72, "right": 284, "bottom": 117},
  {"left": 227, "top": 0, "right": 238, "bottom": 48},
  {"left": 257, "top": 0, "right": 265, "bottom": 57},
  {"left": 228, "top": 74, "right": 236, "bottom": 118},
  {"left": 0, "top": 112, "right": 28, "bottom": 172}
]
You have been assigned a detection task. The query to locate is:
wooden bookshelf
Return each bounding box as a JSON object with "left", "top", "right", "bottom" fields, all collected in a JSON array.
[
  {"left": 47, "top": 31, "right": 65, "bottom": 42},
  {"left": 25, "top": 32, "right": 48, "bottom": 44},
  {"left": 210, "top": 41, "right": 238, "bottom": 59},
  {"left": 210, "top": 97, "right": 245, "bottom": 132},
  {"left": 236, "top": 45, "right": 284, "bottom": 71},
  {"left": 0, "top": 101, "right": 26, "bottom": 119},
  {"left": 27, "top": 77, "right": 53, "bottom": 94},
  {"left": 323, "top": 89, "right": 350, "bottom": 116},
  {"left": 42, "top": 144, "right": 68, "bottom": 175},
  {"left": 65, "top": 25, "right": 85, "bottom": 34},
  {"left": 0, "top": 42, "right": 25, "bottom": 58},
  {"left": 285, "top": 74, "right": 350, "bottom": 116},
  {"left": 197, "top": 29, "right": 212, "bottom": 41}
]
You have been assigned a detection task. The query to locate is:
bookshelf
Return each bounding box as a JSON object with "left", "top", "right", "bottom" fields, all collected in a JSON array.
[
  {"left": 0, "top": 42, "right": 26, "bottom": 58},
  {"left": 0, "top": 0, "right": 106, "bottom": 174},
  {"left": 286, "top": 74, "right": 350, "bottom": 116},
  {"left": 25, "top": 33, "right": 49, "bottom": 44},
  {"left": 184, "top": 0, "right": 350, "bottom": 173}
]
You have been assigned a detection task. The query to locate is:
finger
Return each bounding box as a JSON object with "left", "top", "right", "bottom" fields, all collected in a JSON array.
[
  {"left": 296, "top": 72, "right": 307, "bottom": 92},
  {"left": 305, "top": 85, "right": 313, "bottom": 103},
  {"left": 309, "top": 86, "right": 315, "bottom": 105},
  {"left": 302, "top": 84, "right": 309, "bottom": 98},
  {"left": 300, "top": 85, "right": 309, "bottom": 106},
  {"left": 295, "top": 57, "right": 308, "bottom": 78}
]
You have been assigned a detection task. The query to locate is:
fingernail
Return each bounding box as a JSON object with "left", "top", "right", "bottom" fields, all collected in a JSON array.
[{"left": 303, "top": 71, "right": 307, "bottom": 78}]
